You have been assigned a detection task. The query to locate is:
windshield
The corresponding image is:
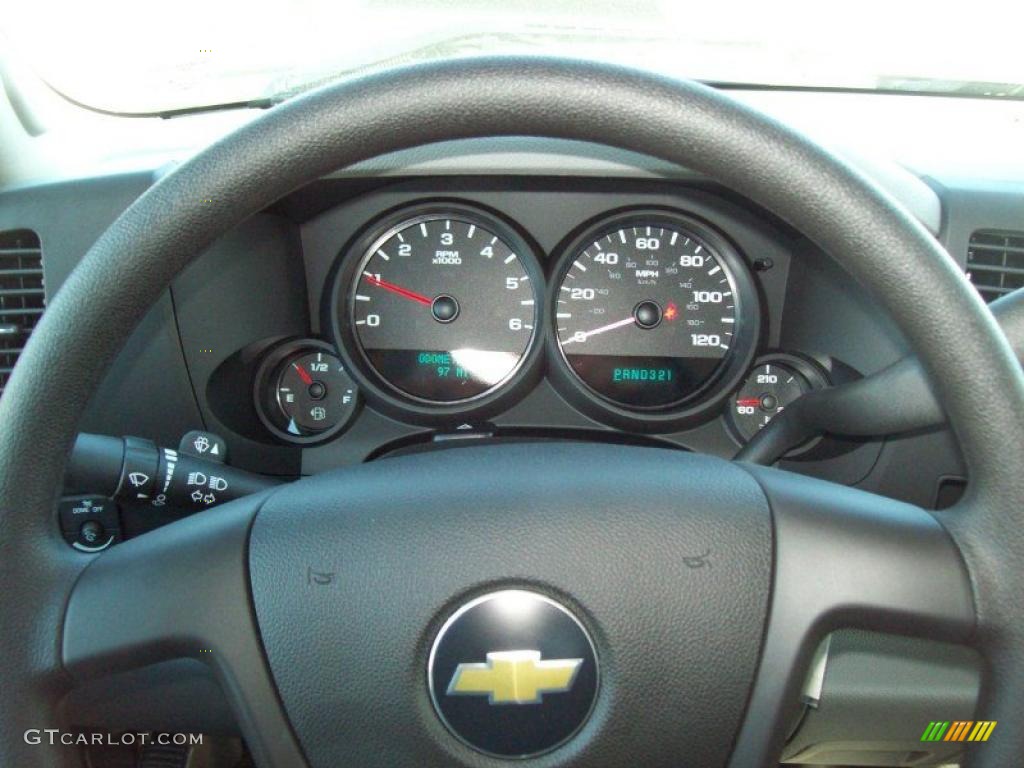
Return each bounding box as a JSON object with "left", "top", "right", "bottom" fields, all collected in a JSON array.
[{"left": 4, "top": 0, "right": 1022, "bottom": 115}]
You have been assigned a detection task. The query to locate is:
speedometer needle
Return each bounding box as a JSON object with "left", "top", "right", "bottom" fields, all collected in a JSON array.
[
  {"left": 364, "top": 273, "right": 432, "bottom": 306},
  {"left": 562, "top": 315, "right": 636, "bottom": 345}
]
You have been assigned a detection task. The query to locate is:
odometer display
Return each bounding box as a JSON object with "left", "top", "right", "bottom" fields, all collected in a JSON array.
[
  {"left": 554, "top": 214, "right": 744, "bottom": 409},
  {"left": 348, "top": 211, "right": 539, "bottom": 404}
]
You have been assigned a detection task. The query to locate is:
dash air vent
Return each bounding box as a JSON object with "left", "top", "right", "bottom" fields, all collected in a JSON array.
[
  {"left": 0, "top": 229, "right": 45, "bottom": 394},
  {"left": 966, "top": 230, "right": 1024, "bottom": 303}
]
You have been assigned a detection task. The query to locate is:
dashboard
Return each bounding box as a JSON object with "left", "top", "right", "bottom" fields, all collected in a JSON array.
[{"left": 5, "top": 130, "right": 1017, "bottom": 518}]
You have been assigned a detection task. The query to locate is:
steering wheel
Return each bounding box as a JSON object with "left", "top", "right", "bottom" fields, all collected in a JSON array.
[{"left": 2, "top": 58, "right": 1022, "bottom": 768}]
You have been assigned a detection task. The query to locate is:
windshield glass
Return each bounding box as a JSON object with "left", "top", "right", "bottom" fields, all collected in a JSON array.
[{"left": 4, "top": 0, "right": 1022, "bottom": 114}]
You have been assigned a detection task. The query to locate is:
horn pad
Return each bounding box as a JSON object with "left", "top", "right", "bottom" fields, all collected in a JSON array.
[{"left": 248, "top": 443, "right": 771, "bottom": 767}]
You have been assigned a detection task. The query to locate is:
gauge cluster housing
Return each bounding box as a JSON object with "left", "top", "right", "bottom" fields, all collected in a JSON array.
[
  {"left": 322, "top": 198, "right": 764, "bottom": 432},
  {"left": 302, "top": 180, "right": 790, "bottom": 436}
]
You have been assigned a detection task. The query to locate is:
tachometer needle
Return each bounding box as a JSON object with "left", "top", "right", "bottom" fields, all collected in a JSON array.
[
  {"left": 562, "top": 315, "right": 636, "bottom": 345},
  {"left": 364, "top": 273, "right": 432, "bottom": 306}
]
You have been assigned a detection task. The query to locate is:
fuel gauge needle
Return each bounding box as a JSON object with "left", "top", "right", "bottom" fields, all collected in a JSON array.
[
  {"left": 292, "top": 363, "right": 313, "bottom": 385},
  {"left": 562, "top": 315, "right": 636, "bottom": 345}
]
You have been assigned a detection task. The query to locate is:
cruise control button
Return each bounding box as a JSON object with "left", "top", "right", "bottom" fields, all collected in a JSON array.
[
  {"left": 79, "top": 520, "right": 104, "bottom": 545},
  {"left": 64, "top": 524, "right": 119, "bottom": 553}
]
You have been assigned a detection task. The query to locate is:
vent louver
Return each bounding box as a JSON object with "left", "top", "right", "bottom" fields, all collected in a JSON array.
[
  {"left": 966, "top": 230, "right": 1024, "bottom": 303},
  {"left": 0, "top": 229, "right": 44, "bottom": 394}
]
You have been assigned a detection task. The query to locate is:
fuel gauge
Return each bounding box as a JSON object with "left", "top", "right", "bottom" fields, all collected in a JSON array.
[{"left": 256, "top": 340, "right": 360, "bottom": 444}]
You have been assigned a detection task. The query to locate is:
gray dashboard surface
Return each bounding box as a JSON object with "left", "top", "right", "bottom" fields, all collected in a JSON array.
[
  {"left": 312, "top": 136, "right": 943, "bottom": 236},
  {"left": 0, "top": 172, "right": 202, "bottom": 445}
]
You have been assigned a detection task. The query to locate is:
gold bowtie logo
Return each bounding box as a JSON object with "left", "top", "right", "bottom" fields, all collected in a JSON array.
[{"left": 447, "top": 650, "right": 583, "bottom": 705}]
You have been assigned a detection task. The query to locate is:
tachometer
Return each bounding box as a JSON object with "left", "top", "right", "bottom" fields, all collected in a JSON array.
[
  {"left": 343, "top": 208, "right": 541, "bottom": 405},
  {"left": 551, "top": 211, "right": 758, "bottom": 422}
]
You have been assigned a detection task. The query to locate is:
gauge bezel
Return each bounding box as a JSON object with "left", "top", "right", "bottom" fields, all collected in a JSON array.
[
  {"left": 725, "top": 351, "right": 830, "bottom": 455},
  {"left": 327, "top": 202, "right": 546, "bottom": 426},
  {"left": 546, "top": 208, "right": 761, "bottom": 432},
  {"left": 254, "top": 338, "right": 360, "bottom": 446}
]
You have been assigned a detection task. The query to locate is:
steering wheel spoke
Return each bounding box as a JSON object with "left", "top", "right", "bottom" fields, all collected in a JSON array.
[
  {"left": 62, "top": 494, "right": 306, "bottom": 768},
  {"left": 730, "top": 464, "right": 976, "bottom": 766}
]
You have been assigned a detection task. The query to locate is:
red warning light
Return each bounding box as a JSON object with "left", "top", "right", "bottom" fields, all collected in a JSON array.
[{"left": 664, "top": 302, "right": 679, "bottom": 321}]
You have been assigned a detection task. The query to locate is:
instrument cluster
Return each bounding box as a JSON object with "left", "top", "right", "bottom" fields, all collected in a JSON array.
[{"left": 252, "top": 199, "right": 830, "bottom": 448}]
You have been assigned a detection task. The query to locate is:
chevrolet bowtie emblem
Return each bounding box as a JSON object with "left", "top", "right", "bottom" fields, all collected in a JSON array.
[
  {"left": 447, "top": 650, "right": 583, "bottom": 705},
  {"left": 429, "top": 592, "right": 598, "bottom": 756}
]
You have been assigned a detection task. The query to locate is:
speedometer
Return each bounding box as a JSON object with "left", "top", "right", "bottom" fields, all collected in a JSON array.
[
  {"left": 551, "top": 211, "right": 758, "bottom": 419},
  {"left": 339, "top": 207, "right": 542, "bottom": 406}
]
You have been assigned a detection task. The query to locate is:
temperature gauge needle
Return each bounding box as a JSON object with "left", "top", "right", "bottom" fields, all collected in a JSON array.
[
  {"left": 364, "top": 273, "right": 432, "bottom": 306},
  {"left": 736, "top": 398, "right": 762, "bottom": 408}
]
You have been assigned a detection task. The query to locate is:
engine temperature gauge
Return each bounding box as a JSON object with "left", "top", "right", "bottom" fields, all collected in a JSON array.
[
  {"left": 728, "top": 355, "right": 828, "bottom": 446},
  {"left": 256, "top": 341, "right": 360, "bottom": 444}
]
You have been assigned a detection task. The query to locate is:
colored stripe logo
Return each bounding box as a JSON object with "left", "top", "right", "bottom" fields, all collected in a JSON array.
[{"left": 921, "top": 720, "right": 997, "bottom": 742}]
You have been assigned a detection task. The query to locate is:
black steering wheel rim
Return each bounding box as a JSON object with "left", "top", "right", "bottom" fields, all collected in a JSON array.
[{"left": 1, "top": 57, "right": 1022, "bottom": 767}]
